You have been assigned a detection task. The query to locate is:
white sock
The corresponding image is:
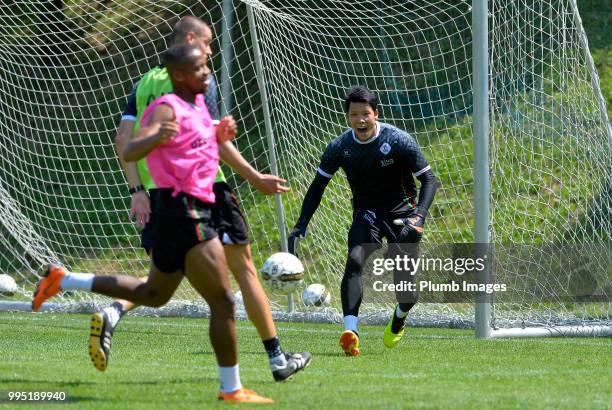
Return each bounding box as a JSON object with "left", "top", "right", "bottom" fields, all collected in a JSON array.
[
  {"left": 395, "top": 305, "right": 409, "bottom": 319},
  {"left": 219, "top": 364, "right": 242, "bottom": 393},
  {"left": 103, "top": 305, "right": 122, "bottom": 328},
  {"left": 343, "top": 315, "right": 358, "bottom": 333},
  {"left": 269, "top": 353, "right": 287, "bottom": 367},
  {"left": 60, "top": 273, "right": 94, "bottom": 291}
]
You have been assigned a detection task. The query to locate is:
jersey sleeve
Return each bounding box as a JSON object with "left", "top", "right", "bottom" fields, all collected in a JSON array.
[
  {"left": 204, "top": 75, "right": 220, "bottom": 121},
  {"left": 121, "top": 80, "right": 139, "bottom": 121},
  {"left": 395, "top": 132, "right": 430, "bottom": 176},
  {"left": 317, "top": 141, "right": 342, "bottom": 178}
]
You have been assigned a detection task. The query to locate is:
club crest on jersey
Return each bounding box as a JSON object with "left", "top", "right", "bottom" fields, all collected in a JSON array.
[
  {"left": 380, "top": 142, "right": 391, "bottom": 155},
  {"left": 363, "top": 210, "right": 376, "bottom": 225}
]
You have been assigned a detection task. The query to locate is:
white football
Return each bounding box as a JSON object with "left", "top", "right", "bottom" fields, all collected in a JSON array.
[
  {"left": 302, "top": 283, "right": 331, "bottom": 307},
  {"left": 260, "top": 252, "right": 304, "bottom": 294},
  {"left": 0, "top": 274, "right": 18, "bottom": 297}
]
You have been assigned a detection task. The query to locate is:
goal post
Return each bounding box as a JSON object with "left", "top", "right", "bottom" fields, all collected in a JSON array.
[
  {"left": 0, "top": 1, "right": 609, "bottom": 337},
  {"left": 245, "top": 2, "right": 294, "bottom": 311},
  {"left": 472, "top": 0, "right": 492, "bottom": 339},
  {"left": 483, "top": 0, "right": 611, "bottom": 337}
]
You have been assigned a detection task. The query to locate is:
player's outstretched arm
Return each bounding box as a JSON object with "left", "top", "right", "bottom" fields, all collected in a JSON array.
[
  {"left": 288, "top": 172, "right": 331, "bottom": 256},
  {"left": 116, "top": 82, "right": 152, "bottom": 227},
  {"left": 215, "top": 115, "right": 237, "bottom": 144},
  {"left": 414, "top": 169, "right": 437, "bottom": 218},
  {"left": 218, "top": 139, "right": 290, "bottom": 195},
  {"left": 393, "top": 169, "right": 437, "bottom": 243},
  {"left": 124, "top": 104, "right": 178, "bottom": 162},
  {"left": 115, "top": 119, "right": 151, "bottom": 228}
]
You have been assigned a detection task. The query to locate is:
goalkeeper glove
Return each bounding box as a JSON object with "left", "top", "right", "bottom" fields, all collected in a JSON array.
[
  {"left": 393, "top": 212, "right": 425, "bottom": 243},
  {"left": 287, "top": 225, "right": 307, "bottom": 257}
]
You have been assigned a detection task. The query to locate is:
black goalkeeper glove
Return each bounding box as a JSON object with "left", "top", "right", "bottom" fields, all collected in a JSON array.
[
  {"left": 287, "top": 225, "right": 307, "bottom": 257},
  {"left": 393, "top": 212, "right": 425, "bottom": 243}
]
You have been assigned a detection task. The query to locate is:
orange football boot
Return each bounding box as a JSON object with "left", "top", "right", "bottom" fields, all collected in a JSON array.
[
  {"left": 32, "top": 265, "right": 66, "bottom": 311},
  {"left": 339, "top": 330, "right": 360, "bottom": 356},
  {"left": 218, "top": 388, "right": 274, "bottom": 404}
]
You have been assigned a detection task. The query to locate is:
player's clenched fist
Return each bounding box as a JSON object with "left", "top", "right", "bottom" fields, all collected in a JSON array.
[
  {"left": 157, "top": 120, "right": 180, "bottom": 144},
  {"left": 216, "top": 115, "right": 237, "bottom": 144}
]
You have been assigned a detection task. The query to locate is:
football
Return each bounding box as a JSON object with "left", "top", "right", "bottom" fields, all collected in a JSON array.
[
  {"left": 0, "top": 274, "right": 18, "bottom": 297},
  {"left": 302, "top": 283, "right": 331, "bottom": 307},
  {"left": 260, "top": 252, "right": 304, "bottom": 294}
]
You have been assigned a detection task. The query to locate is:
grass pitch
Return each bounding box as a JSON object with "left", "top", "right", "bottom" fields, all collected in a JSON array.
[{"left": 0, "top": 312, "right": 610, "bottom": 409}]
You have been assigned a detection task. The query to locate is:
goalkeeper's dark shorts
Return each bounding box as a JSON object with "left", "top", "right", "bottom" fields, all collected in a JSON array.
[
  {"left": 344, "top": 200, "right": 419, "bottom": 306},
  {"left": 347, "top": 200, "right": 414, "bottom": 251},
  {"left": 211, "top": 182, "right": 249, "bottom": 245},
  {"left": 140, "top": 182, "right": 249, "bottom": 253},
  {"left": 149, "top": 189, "right": 217, "bottom": 274}
]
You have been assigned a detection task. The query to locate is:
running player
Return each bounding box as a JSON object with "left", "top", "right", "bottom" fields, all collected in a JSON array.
[
  {"left": 95, "top": 15, "right": 309, "bottom": 382},
  {"left": 33, "top": 43, "right": 273, "bottom": 403},
  {"left": 287, "top": 86, "right": 437, "bottom": 355}
]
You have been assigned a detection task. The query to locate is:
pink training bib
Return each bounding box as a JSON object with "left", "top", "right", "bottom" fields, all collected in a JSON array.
[{"left": 141, "top": 93, "right": 218, "bottom": 203}]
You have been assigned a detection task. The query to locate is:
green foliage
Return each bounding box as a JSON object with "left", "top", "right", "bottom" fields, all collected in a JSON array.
[{"left": 579, "top": 0, "right": 611, "bottom": 116}]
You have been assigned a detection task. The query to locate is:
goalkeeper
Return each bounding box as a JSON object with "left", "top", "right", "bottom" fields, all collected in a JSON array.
[{"left": 288, "top": 86, "right": 437, "bottom": 355}]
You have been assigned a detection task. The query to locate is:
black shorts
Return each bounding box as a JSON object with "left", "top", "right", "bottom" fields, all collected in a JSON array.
[
  {"left": 141, "top": 221, "right": 155, "bottom": 255},
  {"left": 140, "top": 183, "right": 248, "bottom": 253},
  {"left": 148, "top": 189, "right": 217, "bottom": 273},
  {"left": 347, "top": 201, "right": 419, "bottom": 302},
  {"left": 212, "top": 182, "right": 249, "bottom": 245},
  {"left": 347, "top": 200, "right": 414, "bottom": 252}
]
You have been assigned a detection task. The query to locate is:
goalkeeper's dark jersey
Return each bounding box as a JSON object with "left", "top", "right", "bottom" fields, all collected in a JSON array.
[{"left": 317, "top": 122, "right": 430, "bottom": 209}]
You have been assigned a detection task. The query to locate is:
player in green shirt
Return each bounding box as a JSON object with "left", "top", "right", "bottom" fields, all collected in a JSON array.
[{"left": 94, "top": 16, "right": 311, "bottom": 382}]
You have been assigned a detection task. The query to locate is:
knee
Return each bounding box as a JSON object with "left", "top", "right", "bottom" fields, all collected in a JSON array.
[
  {"left": 346, "top": 247, "right": 364, "bottom": 274},
  {"left": 148, "top": 293, "right": 172, "bottom": 308},
  {"left": 141, "top": 286, "right": 173, "bottom": 308},
  {"left": 346, "top": 246, "right": 363, "bottom": 269},
  {"left": 209, "top": 289, "right": 236, "bottom": 318}
]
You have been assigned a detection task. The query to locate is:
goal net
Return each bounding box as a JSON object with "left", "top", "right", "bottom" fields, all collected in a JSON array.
[{"left": 0, "top": 0, "right": 609, "bottom": 334}]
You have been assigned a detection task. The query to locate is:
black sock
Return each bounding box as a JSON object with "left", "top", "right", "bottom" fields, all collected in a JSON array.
[
  {"left": 262, "top": 336, "right": 283, "bottom": 359},
  {"left": 391, "top": 303, "right": 414, "bottom": 334},
  {"left": 391, "top": 312, "right": 406, "bottom": 334}
]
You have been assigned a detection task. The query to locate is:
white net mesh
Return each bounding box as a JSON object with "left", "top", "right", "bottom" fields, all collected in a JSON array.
[
  {"left": 488, "top": 0, "right": 611, "bottom": 329},
  {"left": 0, "top": 0, "right": 609, "bottom": 332}
]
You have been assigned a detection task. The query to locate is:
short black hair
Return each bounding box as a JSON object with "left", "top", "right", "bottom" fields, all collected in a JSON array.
[
  {"left": 170, "top": 16, "right": 209, "bottom": 45},
  {"left": 344, "top": 86, "right": 378, "bottom": 112},
  {"left": 163, "top": 43, "right": 201, "bottom": 72}
]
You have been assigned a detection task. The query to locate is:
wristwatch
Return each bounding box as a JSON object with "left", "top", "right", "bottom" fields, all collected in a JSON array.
[{"left": 128, "top": 185, "right": 145, "bottom": 195}]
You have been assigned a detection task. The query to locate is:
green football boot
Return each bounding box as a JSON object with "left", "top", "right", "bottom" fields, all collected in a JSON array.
[{"left": 383, "top": 305, "right": 405, "bottom": 348}]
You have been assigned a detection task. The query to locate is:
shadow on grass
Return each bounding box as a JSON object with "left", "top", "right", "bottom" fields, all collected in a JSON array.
[{"left": 190, "top": 350, "right": 263, "bottom": 356}]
